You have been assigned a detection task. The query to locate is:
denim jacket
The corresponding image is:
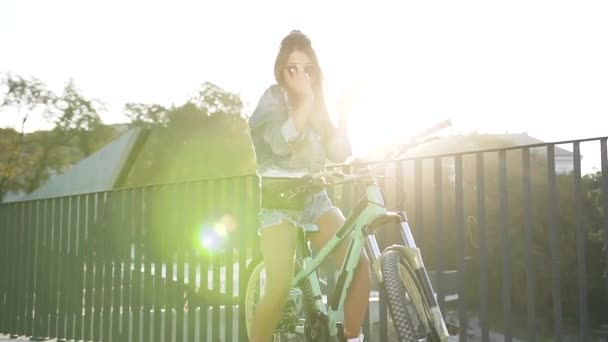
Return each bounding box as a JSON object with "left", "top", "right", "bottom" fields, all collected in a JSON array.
[{"left": 248, "top": 85, "right": 351, "bottom": 176}]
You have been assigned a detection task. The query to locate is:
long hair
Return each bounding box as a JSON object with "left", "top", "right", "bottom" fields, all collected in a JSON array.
[{"left": 273, "top": 30, "right": 332, "bottom": 137}]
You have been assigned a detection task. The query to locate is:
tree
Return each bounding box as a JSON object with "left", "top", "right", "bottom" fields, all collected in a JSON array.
[
  {"left": 118, "top": 82, "right": 257, "bottom": 262},
  {"left": 0, "top": 73, "right": 55, "bottom": 200},
  {"left": 121, "top": 82, "right": 255, "bottom": 187},
  {"left": 124, "top": 103, "right": 168, "bottom": 128},
  {"left": 0, "top": 74, "right": 118, "bottom": 201},
  {"left": 51, "top": 79, "right": 108, "bottom": 155},
  {"left": 22, "top": 79, "right": 115, "bottom": 194},
  {"left": 190, "top": 81, "right": 244, "bottom": 118}
]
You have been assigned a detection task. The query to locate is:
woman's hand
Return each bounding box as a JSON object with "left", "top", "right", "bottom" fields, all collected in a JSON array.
[{"left": 286, "top": 64, "right": 315, "bottom": 131}]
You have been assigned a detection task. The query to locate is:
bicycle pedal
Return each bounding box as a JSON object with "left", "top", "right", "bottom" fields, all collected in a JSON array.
[{"left": 336, "top": 322, "right": 346, "bottom": 342}]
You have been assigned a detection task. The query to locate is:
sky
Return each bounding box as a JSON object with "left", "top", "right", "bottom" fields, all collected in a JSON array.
[{"left": 1, "top": 0, "right": 607, "bottom": 172}]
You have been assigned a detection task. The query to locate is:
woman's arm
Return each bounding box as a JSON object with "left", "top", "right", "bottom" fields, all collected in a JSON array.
[
  {"left": 323, "top": 124, "right": 352, "bottom": 163},
  {"left": 321, "top": 83, "right": 358, "bottom": 163},
  {"left": 249, "top": 86, "right": 303, "bottom": 156},
  {"left": 313, "top": 111, "right": 351, "bottom": 163}
]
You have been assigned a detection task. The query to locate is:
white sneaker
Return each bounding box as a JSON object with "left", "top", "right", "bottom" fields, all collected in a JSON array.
[{"left": 345, "top": 334, "right": 364, "bottom": 342}]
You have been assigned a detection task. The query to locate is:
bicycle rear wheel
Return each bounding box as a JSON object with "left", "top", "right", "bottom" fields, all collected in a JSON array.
[{"left": 380, "top": 249, "right": 448, "bottom": 342}]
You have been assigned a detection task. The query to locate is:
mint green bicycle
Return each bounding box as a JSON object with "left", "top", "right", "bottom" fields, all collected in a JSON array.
[{"left": 244, "top": 122, "right": 452, "bottom": 342}]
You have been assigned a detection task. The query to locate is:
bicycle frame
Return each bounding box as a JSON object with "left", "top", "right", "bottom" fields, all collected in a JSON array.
[
  {"left": 285, "top": 172, "right": 450, "bottom": 341},
  {"left": 290, "top": 176, "right": 412, "bottom": 336}
]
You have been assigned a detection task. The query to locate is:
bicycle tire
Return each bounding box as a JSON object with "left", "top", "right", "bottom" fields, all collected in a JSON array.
[
  {"left": 381, "top": 250, "right": 441, "bottom": 342},
  {"left": 244, "top": 257, "right": 264, "bottom": 338},
  {"left": 244, "top": 257, "right": 306, "bottom": 342}
]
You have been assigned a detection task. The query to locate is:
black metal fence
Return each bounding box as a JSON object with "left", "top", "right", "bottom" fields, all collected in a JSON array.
[{"left": 1, "top": 136, "right": 607, "bottom": 341}]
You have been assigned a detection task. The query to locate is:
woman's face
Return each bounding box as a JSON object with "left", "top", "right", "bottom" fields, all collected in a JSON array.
[{"left": 282, "top": 49, "right": 315, "bottom": 93}]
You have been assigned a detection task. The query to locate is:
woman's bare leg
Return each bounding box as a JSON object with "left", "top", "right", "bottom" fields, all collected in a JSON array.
[{"left": 248, "top": 221, "right": 298, "bottom": 342}]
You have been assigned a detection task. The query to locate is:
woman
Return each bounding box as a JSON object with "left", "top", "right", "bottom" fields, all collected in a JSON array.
[{"left": 248, "top": 30, "right": 370, "bottom": 342}]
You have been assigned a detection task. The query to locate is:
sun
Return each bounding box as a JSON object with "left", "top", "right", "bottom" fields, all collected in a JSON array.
[
  {"left": 322, "top": 52, "right": 455, "bottom": 162},
  {"left": 326, "top": 81, "right": 420, "bottom": 161}
]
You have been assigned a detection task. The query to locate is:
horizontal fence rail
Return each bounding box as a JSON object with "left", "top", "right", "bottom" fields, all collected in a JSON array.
[{"left": 1, "top": 136, "right": 608, "bottom": 341}]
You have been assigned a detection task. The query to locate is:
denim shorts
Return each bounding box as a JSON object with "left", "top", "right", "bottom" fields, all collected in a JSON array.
[{"left": 258, "top": 189, "right": 336, "bottom": 234}]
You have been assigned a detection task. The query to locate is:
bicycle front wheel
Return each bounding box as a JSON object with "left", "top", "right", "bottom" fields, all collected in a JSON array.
[{"left": 380, "top": 249, "right": 448, "bottom": 342}]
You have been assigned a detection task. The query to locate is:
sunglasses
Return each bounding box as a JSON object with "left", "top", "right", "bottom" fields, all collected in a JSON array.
[{"left": 285, "top": 64, "right": 316, "bottom": 77}]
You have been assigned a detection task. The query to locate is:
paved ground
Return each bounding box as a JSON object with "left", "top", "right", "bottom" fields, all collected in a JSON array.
[{"left": 0, "top": 336, "right": 48, "bottom": 341}]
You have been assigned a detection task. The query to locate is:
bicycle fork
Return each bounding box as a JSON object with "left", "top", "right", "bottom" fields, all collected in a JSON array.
[
  {"left": 363, "top": 211, "right": 408, "bottom": 281},
  {"left": 364, "top": 211, "right": 450, "bottom": 340}
]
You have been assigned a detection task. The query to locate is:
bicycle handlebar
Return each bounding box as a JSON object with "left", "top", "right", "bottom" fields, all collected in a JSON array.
[
  {"left": 392, "top": 119, "right": 452, "bottom": 159},
  {"left": 415, "top": 119, "right": 452, "bottom": 141},
  {"left": 291, "top": 120, "right": 453, "bottom": 191}
]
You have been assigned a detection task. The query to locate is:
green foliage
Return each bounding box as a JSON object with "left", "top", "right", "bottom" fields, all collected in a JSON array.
[
  {"left": 124, "top": 103, "right": 168, "bottom": 128},
  {"left": 0, "top": 73, "right": 119, "bottom": 200},
  {"left": 1, "top": 75, "right": 255, "bottom": 201},
  {"left": 121, "top": 82, "right": 256, "bottom": 187},
  {"left": 190, "top": 81, "right": 244, "bottom": 117}
]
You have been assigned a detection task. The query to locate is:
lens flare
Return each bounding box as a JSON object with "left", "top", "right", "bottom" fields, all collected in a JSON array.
[
  {"left": 199, "top": 227, "right": 220, "bottom": 251},
  {"left": 200, "top": 233, "right": 212, "bottom": 249},
  {"left": 196, "top": 214, "right": 237, "bottom": 253},
  {"left": 215, "top": 223, "right": 228, "bottom": 237}
]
